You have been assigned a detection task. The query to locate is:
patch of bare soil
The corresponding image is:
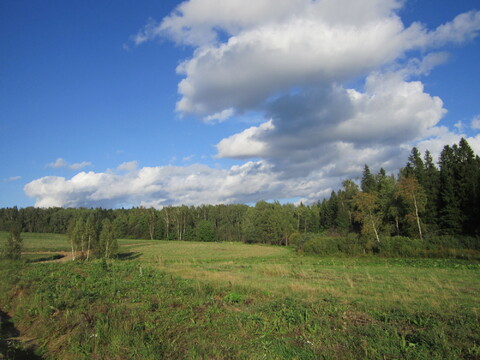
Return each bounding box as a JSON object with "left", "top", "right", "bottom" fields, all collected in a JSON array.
[{"left": 23, "top": 251, "right": 73, "bottom": 263}]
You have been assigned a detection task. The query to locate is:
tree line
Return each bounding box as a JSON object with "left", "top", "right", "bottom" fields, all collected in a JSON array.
[{"left": 1, "top": 139, "right": 479, "bottom": 253}]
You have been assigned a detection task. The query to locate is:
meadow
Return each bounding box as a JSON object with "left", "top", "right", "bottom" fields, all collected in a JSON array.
[{"left": 0, "top": 233, "right": 479, "bottom": 359}]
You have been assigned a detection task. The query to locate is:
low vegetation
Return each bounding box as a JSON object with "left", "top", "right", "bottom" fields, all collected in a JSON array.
[{"left": 0, "top": 234, "right": 479, "bottom": 359}]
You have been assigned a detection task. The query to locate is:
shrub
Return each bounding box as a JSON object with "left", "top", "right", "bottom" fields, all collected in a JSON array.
[
  {"left": 425, "top": 235, "right": 480, "bottom": 250},
  {"left": 338, "top": 233, "right": 365, "bottom": 256},
  {"left": 298, "top": 233, "right": 341, "bottom": 256},
  {"left": 377, "top": 236, "right": 423, "bottom": 257},
  {"left": 2, "top": 222, "right": 23, "bottom": 260}
]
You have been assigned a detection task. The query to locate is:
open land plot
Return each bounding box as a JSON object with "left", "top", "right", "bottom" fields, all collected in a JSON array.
[{"left": 0, "top": 234, "right": 479, "bottom": 359}]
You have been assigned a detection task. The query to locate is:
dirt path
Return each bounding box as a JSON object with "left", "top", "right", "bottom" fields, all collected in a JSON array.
[{"left": 22, "top": 251, "right": 73, "bottom": 263}]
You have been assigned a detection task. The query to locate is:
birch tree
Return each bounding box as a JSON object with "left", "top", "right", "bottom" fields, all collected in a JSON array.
[
  {"left": 353, "top": 192, "right": 381, "bottom": 243},
  {"left": 397, "top": 176, "right": 426, "bottom": 240}
]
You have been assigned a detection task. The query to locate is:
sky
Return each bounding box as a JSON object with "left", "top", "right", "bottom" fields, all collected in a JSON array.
[{"left": 1, "top": 0, "right": 480, "bottom": 209}]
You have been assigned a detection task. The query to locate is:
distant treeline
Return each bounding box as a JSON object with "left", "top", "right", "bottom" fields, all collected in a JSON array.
[{"left": 1, "top": 139, "right": 479, "bottom": 250}]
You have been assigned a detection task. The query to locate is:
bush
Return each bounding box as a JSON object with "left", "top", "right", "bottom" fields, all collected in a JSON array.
[
  {"left": 376, "top": 236, "right": 423, "bottom": 257},
  {"left": 288, "top": 232, "right": 302, "bottom": 246},
  {"left": 297, "top": 233, "right": 341, "bottom": 256},
  {"left": 338, "top": 233, "right": 365, "bottom": 256},
  {"left": 297, "top": 233, "right": 480, "bottom": 259},
  {"left": 425, "top": 235, "right": 480, "bottom": 250},
  {"left": 2, "top": 222, "right": 23, "bottom": 260}
]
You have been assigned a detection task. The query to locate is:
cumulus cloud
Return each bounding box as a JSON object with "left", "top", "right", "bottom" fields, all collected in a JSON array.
[
  {"left": 141, "top": 0, "right": 480, "bottom": 117},
  {"left": 25, "top": 1, "right": 480, "bottom": 208},
  {"left": 217, "top": 72, "right": 446, "bottom": 177},
  {"left": 24, "top": 162, "right": 291, "bottom": 208}
]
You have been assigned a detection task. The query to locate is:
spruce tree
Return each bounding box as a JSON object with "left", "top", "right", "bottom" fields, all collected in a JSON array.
[
  {"left": 438, "top": 145, "right": 462, "bottom": 234},
  {"left": 456, "top": 138, "right": 479, "bottom": 234},
  {"left": 361, "top": 165, "right": 376, "bottom": 193},
  {"left": 404, "top": 147, "right": 426, "bottom": 186},
  {"left": 423, "top": 150, "right": 440, "bottom": 227}
]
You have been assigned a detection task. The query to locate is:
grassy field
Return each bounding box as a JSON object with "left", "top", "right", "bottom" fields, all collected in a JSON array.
[{"left": 0, "top": 233, "right": 479, "bottom": 359}]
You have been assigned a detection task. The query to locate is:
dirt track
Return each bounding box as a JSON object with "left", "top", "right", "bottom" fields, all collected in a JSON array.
[{"left": 22, "top": 251, "right": 73, "bottom": 263}]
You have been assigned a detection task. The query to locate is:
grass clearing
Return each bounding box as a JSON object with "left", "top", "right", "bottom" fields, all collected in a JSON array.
[{"left": 0, "top": 234, "right": 479, "bottom": 359}]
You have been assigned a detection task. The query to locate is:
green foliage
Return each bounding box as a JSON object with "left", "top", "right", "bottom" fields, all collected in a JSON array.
[
  {"left": 99, "top": 219, "right": 118, "bottom": 259},
  {"left": 300, "top": 233, "right": 342, "bottom": 256},
  {"left": 361, "top": 164, "right": 376, "bottom": 193},
  {"left": 196, "top": 220, "right": 215, "bottom": 242},
  {"left": 223, "top": 292, "right": 244, "bottom": 303},
  {"left": 298, "top": 233, "right": 480, "bottom": 259},
  {"left": 2, "top": 222, "right": 23, "bottom": 260},
  {"left": 376, "top": 236, "right": 423, "bottom": 257}
]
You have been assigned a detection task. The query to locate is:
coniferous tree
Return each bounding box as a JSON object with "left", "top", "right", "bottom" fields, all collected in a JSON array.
[
  {"left": 438, "top": 145, "right": 462, "bottom": 234},
  {"left": 404, "top": 147, "right": 426, "bottom": 186},
  {"left": 361, "top": 165, "right": 376, "bottom": 193},
  {"left": 456, "top": 138, "right": 479, "bottom": 234},
  {"left": 337, "top": 180, "right": 359, "bottom": 232},
  {"left": 328, "top": 191, "right": 339, "bottom": 229},
  {"left": 423, "top": 150, "right": 440, "bottom": 227}
]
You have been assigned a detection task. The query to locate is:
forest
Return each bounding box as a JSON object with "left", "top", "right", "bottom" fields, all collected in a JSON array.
[{"left": 1, "top": 138, "right": 479, "bottom": 257}]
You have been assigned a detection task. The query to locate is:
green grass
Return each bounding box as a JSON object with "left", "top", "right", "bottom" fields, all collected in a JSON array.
[
  {"left": 0, "top": 232, "right": 155, "bottom": 252},
  {"left": 0, "top": 234, "right": 479, "bottom": 359},
  {"left": 0, "top": 232, "right": 71, "bottom": 252}
]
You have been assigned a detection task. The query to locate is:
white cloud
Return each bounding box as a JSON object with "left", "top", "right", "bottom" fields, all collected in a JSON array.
[
  {"left": 415, "top": 127, "right": 480, "bottom": 161},
  {"left": 424, "top": 11, "right": 480, "bottom": 47},
  {"left": 47, "top": 158, "right": 68, "bottom": 168},
  {"left": 25, "top": 129, "right": 480, "bottom": 208},
  {"left": 216, "top": 72, "right": 446, "bottom": 177},
  {"left": 140, "top": 0, "right": 404, "bottom": 47},
  {"left": 216, "top": 120, "right": 273, "bottom": 159},
  {"left": 454, "top": 121, "right": 465, "bottom": 132},
  {"left": 4, "top": 176, "right": 21, "bottom": 182},
  {"left": 136, "top": 0, "right": 480, "bottom": 118},
  {"left": 403, "top": 52, "right": 450, "bottom": 77},
  {"left": 69, "top": 161, "right": 93, "bottom": 170},
  {"left": 203, "top": 108, "right": 235, "bottom": 123},
  {"left": 117, "top": 161, "right": 138, "bottom": 172},
  {"left": 471, "top": 115, "right": 480, "bottom": 130},
  {"left": 24, "top": 162, "right": 288, "bottom": 208},
  {"left": 46, "top": 158, "right": 92, "bottom": 170}
]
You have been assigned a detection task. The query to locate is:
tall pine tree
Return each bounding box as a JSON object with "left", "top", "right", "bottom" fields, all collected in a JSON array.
[{"left": 438, "top": 145, "right": 462, "bottom": 234}]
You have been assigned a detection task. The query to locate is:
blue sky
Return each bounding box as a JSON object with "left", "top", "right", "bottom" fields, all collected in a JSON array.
[{"left": 1, "top": 0, "right": 479, "bottom": 208}]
